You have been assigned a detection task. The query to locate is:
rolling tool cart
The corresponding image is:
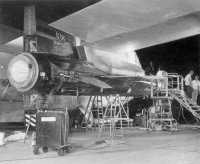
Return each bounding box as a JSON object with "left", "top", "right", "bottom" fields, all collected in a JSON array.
[{"left": 33, "top": 109, "right": 71, "bottom": 156}]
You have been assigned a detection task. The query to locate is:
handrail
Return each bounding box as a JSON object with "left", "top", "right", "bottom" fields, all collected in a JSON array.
[{"left": 151, "top": 73, "right": 184, "bottom": 99}]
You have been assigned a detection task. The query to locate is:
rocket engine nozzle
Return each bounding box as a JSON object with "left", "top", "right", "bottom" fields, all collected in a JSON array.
[{"left": 7, "top": 52, "right": 39, "bottom": 92}]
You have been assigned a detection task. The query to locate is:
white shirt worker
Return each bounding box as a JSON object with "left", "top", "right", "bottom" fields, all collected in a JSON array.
[
  {"left": 192, "top": 80, "right": 200, "bottom": 91},
  {"left": 185, "top": 74, "right": 192, "bottom": 86},
  {"left": 192, "top": 79, "right": 200, "bottom": 104}
]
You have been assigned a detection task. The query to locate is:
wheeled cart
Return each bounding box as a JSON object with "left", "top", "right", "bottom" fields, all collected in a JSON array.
[{"left": 33, "top": 110, "right": 71, "bottom": 156}]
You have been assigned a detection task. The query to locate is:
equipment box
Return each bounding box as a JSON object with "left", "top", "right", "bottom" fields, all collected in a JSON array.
[{"left": 33, "top": 110, "right": 70, "bottom": 156}]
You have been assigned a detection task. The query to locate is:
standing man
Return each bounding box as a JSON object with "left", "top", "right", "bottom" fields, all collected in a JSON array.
[
  {"left": 145, "top": 61, "right": 155, "bottom": 75},
  {"left": 192, "top": 75, "right": 200, "bottom": 104},
  {"left": 184, "top": 70, "right": 194, "bottom": 98}
]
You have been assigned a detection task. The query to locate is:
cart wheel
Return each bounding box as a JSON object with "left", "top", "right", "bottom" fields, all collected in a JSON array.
[
  {"left": 57, "top": 148, "right": 65, "bottom": 156},
  {"left": 33, "top": 145, "right": 39, "bottom": 155},
  {"left": 65, "top": 146, "right": 72, "bottom": 153},
  {"left": 42, "top": 147, "right": 48, "bottom": 153}
]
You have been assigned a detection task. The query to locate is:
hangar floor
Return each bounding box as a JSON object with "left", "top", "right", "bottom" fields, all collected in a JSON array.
[{"left": 0, "top": 126, "right": 200, "bottom": 164}]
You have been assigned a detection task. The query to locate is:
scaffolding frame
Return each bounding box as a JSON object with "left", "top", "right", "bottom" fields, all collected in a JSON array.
[
  {"left": 81, "top": 94, "right": 132, "bottom": 138},
  {"left": 148, "top": 98, "right": 177, "bottom": 130},
  {"left": 149, "top": 73, "right": 183, "bottom": 130},
  {"left": 151, "top": 73, "right": 184, "bottom": 98},
  {"left": 99, "top": 95, "right": 132, "bottom": 139}
]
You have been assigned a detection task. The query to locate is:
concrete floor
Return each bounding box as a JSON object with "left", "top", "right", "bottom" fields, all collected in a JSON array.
[{"left": 0, "top": 126, "right": 200, "bottom": 164}]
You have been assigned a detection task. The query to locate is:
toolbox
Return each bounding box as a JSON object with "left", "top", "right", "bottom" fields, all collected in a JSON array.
[{"left": 33, "top": 110, "right": 71, "bottom": 156}]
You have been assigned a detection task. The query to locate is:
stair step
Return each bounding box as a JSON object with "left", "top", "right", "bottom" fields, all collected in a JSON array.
[
  {"left": 191, "top": 108, "right": 200, "bottom": 111},
  {"left": 191, "top": 105, "right": 200, "bottom": 108},
  {"left": 171, "top": 92, "right": 200, "bottom": 120}
]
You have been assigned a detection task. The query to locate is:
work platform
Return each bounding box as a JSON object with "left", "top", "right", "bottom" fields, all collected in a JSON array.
[
  {"left": 79, "top": 72, "right": 200, "bottom": 136},
  {"left": 149, "top": 72, "right": 200, "bottom": 130},
  {"left": 81, "top": 73, "right": 182, "bottom": 133}
]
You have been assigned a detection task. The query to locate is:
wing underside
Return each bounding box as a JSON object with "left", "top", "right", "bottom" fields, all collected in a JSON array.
[{"left": 58, "top": 75, "right": 151, "bottom": 97}]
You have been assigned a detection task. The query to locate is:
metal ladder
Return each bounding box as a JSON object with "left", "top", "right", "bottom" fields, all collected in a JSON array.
[
  {"left": 99, "top": 95, "right": 132, "bottom": 138},
  {"left": 148, "top": 98, "right": 177, "bottom": 130},
  {"left": 81, "top": 96, "right": 104, "bottom": 128},
  {"left": 170, "top": 91, "right": 200, "bottom": 121},
  {"left": 92, "top": 96, "right": 104, "bottom": 126},
  {"left": 167, "top": 73, "right": 200, "bottom": 121}
]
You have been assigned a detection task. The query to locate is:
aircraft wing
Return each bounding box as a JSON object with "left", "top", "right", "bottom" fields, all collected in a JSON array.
[
  {"left": 51, "top": 0, "right": 200, "bottom": 52},
  {"left": 57, "top": 75, "right": 151, "bottom": 97},
  {"left": 2, "top": 0, "right": 200, "bottom": 52},
  {"left": 98, "top": 75, "right": 151, "bottom": 96}
]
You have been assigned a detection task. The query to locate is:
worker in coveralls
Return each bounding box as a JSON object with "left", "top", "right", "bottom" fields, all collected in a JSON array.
[
  {"left": 192, "top": 75, "right": 200, "bottom": 104},
  {"left": 184, "top": 70, "right": 194, "bottom": 98}
]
